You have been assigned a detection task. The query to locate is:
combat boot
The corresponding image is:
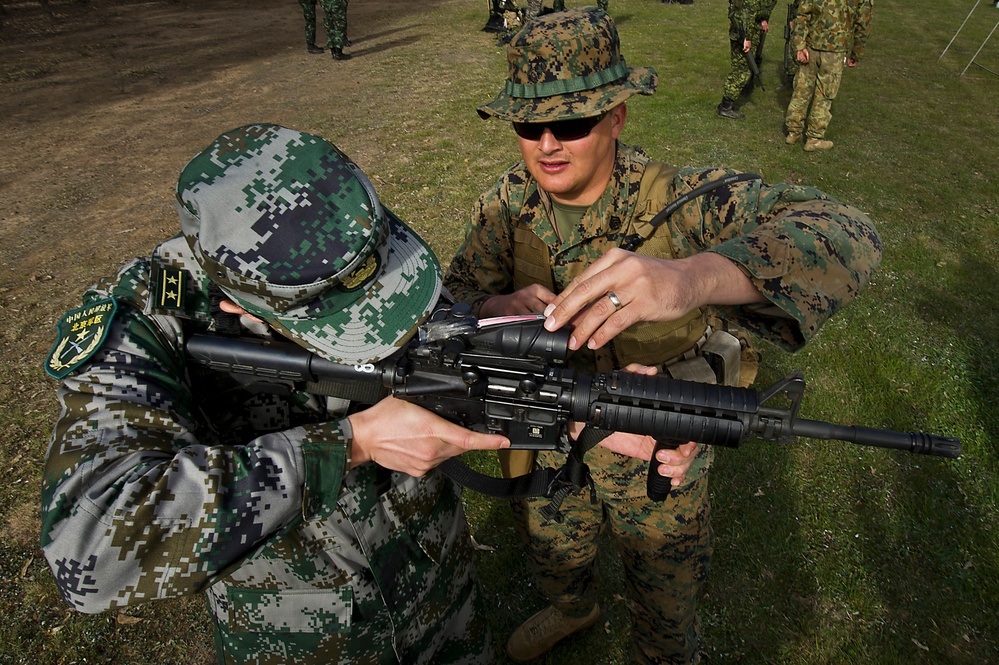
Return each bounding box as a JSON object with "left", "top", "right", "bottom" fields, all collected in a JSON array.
[
  {"left": 506, "top": 604, "right": 601, "bottom": 663},
  {"left": 803, "top": 138, "right": 834, "bottom": 151},
  {"left": 716, "top": 98, "right": 745, "bottom": 120},
  {"left": 307, "top": 43, "right": 324, "bottom": 54},
  {"left": 332, "top": 48, "right": 352, "bottom": 61},
  {"left": 785, "top": 132, "right": 802, "bottom": 144}
]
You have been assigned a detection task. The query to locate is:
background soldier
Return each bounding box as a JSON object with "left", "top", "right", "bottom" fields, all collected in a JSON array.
[
  {"left": 40, "top": 124, "right": 509, "bottom": 665},
  {"left": 484, "top": 0, "right": 523, "bottom": 34},
  {"left": 445, "top": 8, "right": 882, "bottom": 663},
  {"left": 319, "top": 0, "right": 352, "bottom": 60},
  {"left": 299, "top": 0, "right": 324, "bottom": 53},
  {"left": 523, "top": 0, "right": 610, "bottom": 24},
  {"left": 784, "top": 0, "right": 874, "bottom": 150},
  {"left": 719, "top": 0, "right": 778, "bottom": 119}
]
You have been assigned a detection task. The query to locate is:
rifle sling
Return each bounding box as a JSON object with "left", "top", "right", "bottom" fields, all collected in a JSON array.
[
  {"left": 621, "top": 172, "right": 762, "bottom": 252},
  {"left": 437, "top": 428, "right": 610, "bottom": 520}
]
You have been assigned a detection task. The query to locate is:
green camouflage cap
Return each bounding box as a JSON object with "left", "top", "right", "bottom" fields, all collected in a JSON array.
[
  {"left": 478, "top": 7, "right": 658, "bottom": 123},
  {"left": 176, "top": 124, "right": 441, "bottom": 364}
]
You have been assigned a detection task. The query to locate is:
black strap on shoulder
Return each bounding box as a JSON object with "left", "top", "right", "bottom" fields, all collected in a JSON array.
[{"left": 620, "top": 172, "right": 762, "bottom": 252}]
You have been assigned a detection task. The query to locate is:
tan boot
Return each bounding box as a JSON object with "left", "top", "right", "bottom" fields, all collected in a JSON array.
[
  {"left": 506, "top": 604, "right": 601, "bottom": 662},
  {"left": 804, "top": 138, "right": 834, "bottom": 151},
  {"left": 785, "top": 132, "right": 802, "bottom": 145}
]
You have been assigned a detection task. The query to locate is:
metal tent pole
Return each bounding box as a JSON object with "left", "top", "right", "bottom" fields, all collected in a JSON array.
[
  {"left": 940, "top": 0, "right": 982, "bottom": 61},
  {"left": 961, "top": 18, "right": 999, "bottom": 76}
]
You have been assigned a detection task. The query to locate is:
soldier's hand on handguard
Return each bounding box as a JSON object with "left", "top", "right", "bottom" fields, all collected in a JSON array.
[
  {"left": 568, "top": 363, "right": 699, "bottom": 487},
  {"left": 542, "top": 248, "right": 765, "bottom": 352},
  {"left": 348, "top": 396, "right": 510, "bottom": 476},
  {"left": 479, "top": 283, "right": 557, "bottom": 317}
]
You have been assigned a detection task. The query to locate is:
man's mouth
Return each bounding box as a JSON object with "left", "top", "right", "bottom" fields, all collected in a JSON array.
[{"left": 538, "top": 160, "right": 569, "bottom": 174}]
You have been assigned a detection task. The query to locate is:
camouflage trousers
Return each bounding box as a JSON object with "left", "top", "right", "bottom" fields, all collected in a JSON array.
[
  {"left": 510, "top": 474, "right": 713, "bottom": 665},
  {"left": 318, "top": 0, "right": 349, "bottom": 50},
  {"left": 299, "top": 0, "right": 318, "bottom": 46},
  {"left": 785, "top": 48, "right": 846, "bottom": 139},
  {"left": 723, "top": 39, "right": 755, "bottom": 102}
]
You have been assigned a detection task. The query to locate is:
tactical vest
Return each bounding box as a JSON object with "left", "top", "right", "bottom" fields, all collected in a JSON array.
[{"left": 510, "top": 161, "right": 709, "bottom": 373}]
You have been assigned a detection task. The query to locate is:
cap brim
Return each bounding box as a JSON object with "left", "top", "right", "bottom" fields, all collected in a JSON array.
[
  {"left": 478, "top": 66, "right": 658, "bottom": 123},
  {"left": 230, "top": 209, "right": 442, "bottom": 365}
]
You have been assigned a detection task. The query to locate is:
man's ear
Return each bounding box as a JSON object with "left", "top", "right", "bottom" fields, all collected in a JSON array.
[
  {"left": 219, "top": 299, "right": 265, "bottom": 323},
  {"left": 610, "top": 103, "right": 627, "bottom": 139}
]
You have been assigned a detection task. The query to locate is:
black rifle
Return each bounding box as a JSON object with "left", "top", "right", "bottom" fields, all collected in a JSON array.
[
  {"left": 781, "top": 1, "right": 800, "bottom": 88},
  {"left": 740, "top": 28, "right": 767, "bottom": 92},
  {"left": 186, "top": 304, "right": 961, "bottom": 503}
]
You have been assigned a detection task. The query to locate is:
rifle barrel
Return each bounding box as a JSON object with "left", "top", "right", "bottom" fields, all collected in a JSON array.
[{"left": 790, "top": 418, "right": 961, "bottom": 458}]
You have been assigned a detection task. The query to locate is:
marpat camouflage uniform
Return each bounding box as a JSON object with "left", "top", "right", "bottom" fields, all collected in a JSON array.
[
  {"left": 462, "top": 8, "right": 881, "bottom": 662},
  {"left": 445, "top": 142, "right": 882, "bottom": 663},
  {"left": 40, "top": 125, "right": 496, "bottom": 665},
  {"left": 785, "top": 0, "right": 874, "bottom": 140},
  {"left": 724, "top": 0, "right": 778, "bottom": 102}
]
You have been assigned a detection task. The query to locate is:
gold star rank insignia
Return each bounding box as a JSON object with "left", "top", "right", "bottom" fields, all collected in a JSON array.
[
  {"left": 156, "top": 267, "right": 186, "bottom": 309},
  {"left": 45, "top": 298, "right": 119, "bottom": 379}
]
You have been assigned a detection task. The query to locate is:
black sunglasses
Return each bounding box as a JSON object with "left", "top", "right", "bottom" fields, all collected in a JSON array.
[{"left": 512, "top": 112, "right": 609, "bottom": 142}]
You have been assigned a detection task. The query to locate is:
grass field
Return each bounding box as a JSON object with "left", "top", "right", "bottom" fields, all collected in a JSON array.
[{"left": 1, "top": 0, "right": 997, "bottom": 663}]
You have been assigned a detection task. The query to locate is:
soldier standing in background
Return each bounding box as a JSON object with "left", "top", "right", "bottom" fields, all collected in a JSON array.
[
  {"left": 523, "top": 0, "right": 610, "bottom": 24},
  {"left": 318, "top": 0, "right": 352, "bottom": 60},
  {"left": 719, "top": 0, "right": 777, "bottom": 119},
  {"left": 299, "top": 0, "right": 325, "bottom": 53},
  {"left": 784, "top": 0, "right": 874, "bottom": 150},
  {"left": 39, "top": 124, "right": 510, "bottom": 665},
  {"left": 446, "top": 8, "right": 882, "bottom": 663}
]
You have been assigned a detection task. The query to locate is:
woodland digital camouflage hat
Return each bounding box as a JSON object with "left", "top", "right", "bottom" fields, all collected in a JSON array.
[
  {"left": 176, "top": 124, "right": 442, "bottom": 365},
  {"left": 478, "top": 7, "right": 658, "bottom": 123}
]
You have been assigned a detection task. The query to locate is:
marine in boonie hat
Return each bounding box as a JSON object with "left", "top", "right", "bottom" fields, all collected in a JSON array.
[
  {"left": 176, "top": 123, "right": 442, "bottom": 365},
  {"left": 477, "top": 7, "right": 658, "bottom": 123}
]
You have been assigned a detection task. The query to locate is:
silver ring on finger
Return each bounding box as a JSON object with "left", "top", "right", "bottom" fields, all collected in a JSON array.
[{"left": 607, "top": 292, "right": 623, "bottom": 310}]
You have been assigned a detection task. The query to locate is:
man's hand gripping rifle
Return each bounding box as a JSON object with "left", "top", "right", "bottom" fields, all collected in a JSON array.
[{"left": 186, "top": 303, "right": 961, "bottom": 505}]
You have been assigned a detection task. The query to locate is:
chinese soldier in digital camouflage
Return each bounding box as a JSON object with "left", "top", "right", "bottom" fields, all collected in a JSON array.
[
  {"left": 444, "top": 7, "right": 883, "bottom": 664},
  {"left": 40, "top": 124, "right": 512, "bottom": 664}
]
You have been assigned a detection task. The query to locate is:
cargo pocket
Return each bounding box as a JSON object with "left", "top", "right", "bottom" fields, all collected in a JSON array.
[{"left": 227, "top": 585, "right": 353, "bottom": 634}]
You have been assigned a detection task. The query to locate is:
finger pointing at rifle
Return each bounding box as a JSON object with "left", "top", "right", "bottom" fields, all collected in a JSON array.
[{"left": 543, "top": 248, "right": 766, "bottom": 351}]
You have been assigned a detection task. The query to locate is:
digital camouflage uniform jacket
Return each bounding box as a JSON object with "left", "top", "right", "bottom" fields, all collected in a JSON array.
[
  {"left": 792, "top": 0, "right": 874, "bottom": 60},
  {"left": 40, "top": 237, "right": 493, "bottom": 665},
  {"left": 445, "top": 143, "right": 882, "bottom": 495}
]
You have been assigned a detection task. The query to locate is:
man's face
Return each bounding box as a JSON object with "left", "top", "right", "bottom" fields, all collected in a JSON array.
[{"left": 516, "top": 104, "right": 626, "bottom": 207}]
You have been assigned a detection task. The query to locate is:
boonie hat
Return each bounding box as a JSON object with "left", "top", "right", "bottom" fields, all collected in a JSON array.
[
  {"left": 478, "top": 7, "right": 658, "bottom": 123},
  {"left": 176, "top": 124, "right": 442, "bottom": 365}
]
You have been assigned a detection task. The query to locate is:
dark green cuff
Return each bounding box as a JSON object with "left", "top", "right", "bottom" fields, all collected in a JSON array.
[{"left": 300, "top": 422, "right": 349, "bottom": 520}]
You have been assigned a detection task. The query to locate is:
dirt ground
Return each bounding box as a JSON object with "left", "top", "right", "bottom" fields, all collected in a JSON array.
[{"left": 1, "top": 0, "right": 430, "bottom": 313}]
